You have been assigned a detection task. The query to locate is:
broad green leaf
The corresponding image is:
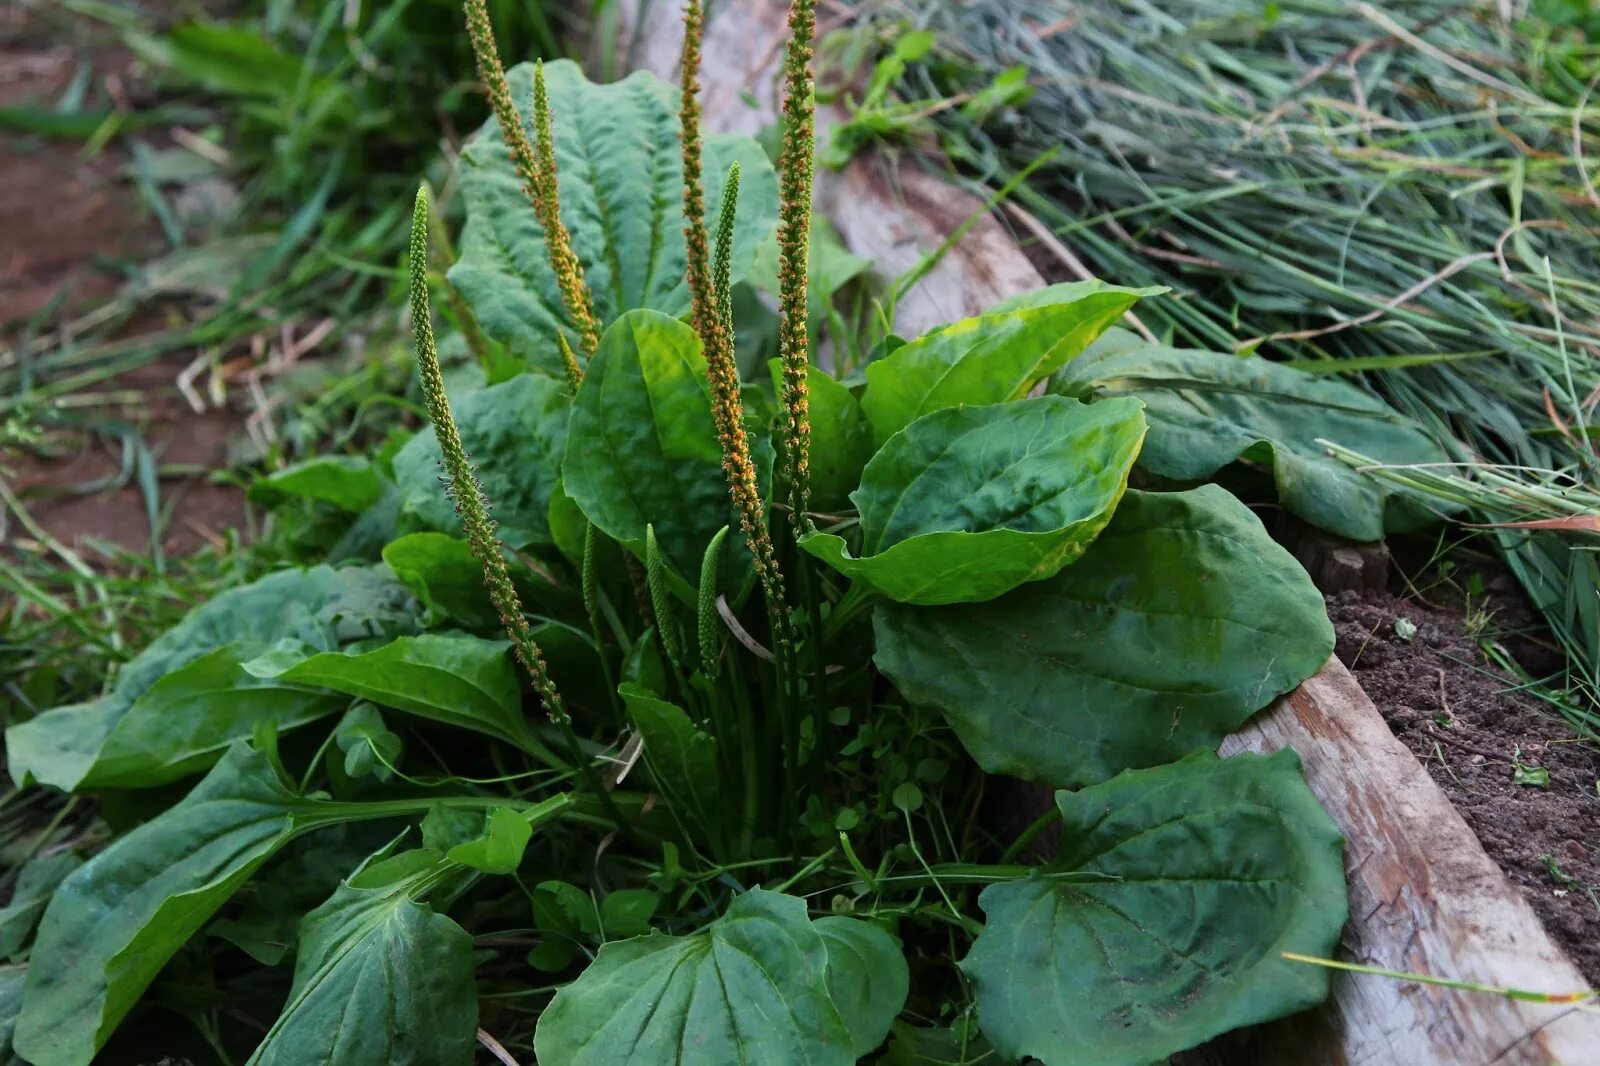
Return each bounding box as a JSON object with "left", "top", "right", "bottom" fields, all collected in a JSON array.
[
  {"left": 382, "top": 531, "right": 576, "bottom": 629},
  {"left": 392, "top": 372, "right": 572, "bottom": 549},
  {"left": 247, "top": 860, "right": 476, "bottom": 1066},
  {"left": 546, "top": 479, "right": 588, "bottom": 565},
  {"left": 249, "top": 455, "right": 383, "bottom": 513},
  {"left": 245, "top": 634, "right": 534, "bottom": 752},
  {"left": 450, "top": 60, "right": 778, "bottom": 370},
  {"left": 814, "top": 917, "right": 909, "bottom": 1057},
  {"left": 6, "top": 565, "right": 417, "bottom": 792},
  {"left": 875, "top": 486, "right": 1332, "bottom": 786},
  {"left": 1056, "top": 329, "right": 1452, "bottom": 540},
  {"left": 382, "top": 533, "right": 493, "bottom": 628},
  {"left": 801, "top": 396, "right": 1145, "bottom": 604},
  {"left": 860, "top": 281, "right": 1155, "bottom": 444},
  {"left": 963, "top": 749, "right": 1346, "bottom": 1065},
  {"left": 534, "top": 889, "right": 852, "bottom": 1065},
  {"left": 565, "top": 310, "right": 764, "bottom": 581},
  {"left": 81, "top": 643, "right": 345, "bottom": 789},
  {"left": 769, "top": 361, "right": 872, "bottom": 512},
  {"left": 447, "top": 807, "right": 532, "bottom": 875},
  {"left": 619, "top": 684, "right": 719, "bottom": 842},
  {"left": 14, "top": 745, "right": 314, "bottom": 1066},
  {"left": 0, "top": 854, "right": 81, "bottom": 960}
]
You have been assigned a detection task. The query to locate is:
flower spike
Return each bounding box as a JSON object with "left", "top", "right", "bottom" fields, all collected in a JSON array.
[
  {"left": 462, "top": 0, "right": 600, "bottom": 357},
  {"left": 410, "top": 186, "right": 569, "bottom": 725},
  {"left": 679, "top": 0, "right": 715, "bottom": 343},
  {"left": 776, "top": 0, "right": 817, "bottom": 532}
]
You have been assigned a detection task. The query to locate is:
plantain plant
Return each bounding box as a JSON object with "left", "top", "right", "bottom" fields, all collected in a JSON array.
[{"left": 2, "top": 2, "right": 1351, "bottom": 1064}]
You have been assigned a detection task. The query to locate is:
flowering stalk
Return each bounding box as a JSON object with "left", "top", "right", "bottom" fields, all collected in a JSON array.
[
  {"left": 707, "top": 165, "right": 792, "bottom": 647},
  {"left": 776, "top": 0, "right": 817, "bottom": 532},
  {"left": 531, "top": 61, "right": 602, "bottom": 357},
  {"left": 677, "top": 8, "right": 793, "bottom": 649},
  {"left": 679, "top": 0, "right": 715, "bottom": 343},
  {"left": 462, "top": 0, "right": 600, "bottom": 357},
  {"left": 410, "top": 187, "right": 569, "bottom": 726}
]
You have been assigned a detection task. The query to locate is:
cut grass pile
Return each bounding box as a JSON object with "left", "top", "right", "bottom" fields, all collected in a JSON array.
[{"left": 854, "top": 0, "right": 1600, "bottom": 725}]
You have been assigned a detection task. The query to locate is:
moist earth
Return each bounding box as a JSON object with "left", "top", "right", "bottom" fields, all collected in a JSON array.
[{"left": 1327, "top": 588, "right": 1600, "bottom": 988}]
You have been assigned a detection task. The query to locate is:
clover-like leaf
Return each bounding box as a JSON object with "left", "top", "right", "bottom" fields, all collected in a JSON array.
[
  {"left": 1055, "top": 329, "right": 1453, "bottom": 540},
  {"left": 534, "top": 889, "right": 853, "bottom": 1065},
  {"left": 801, "top": 396, "right": 1145, "bottom": 604},
  {"left": 875, "top": 486, "right": 1333, "bottom": 786},
  {"left": 392, "top": 372, "right": 571, "bottom": 549},
  {"left": 450, "top": 60, "right": 778, "bottom": 370},
  {"left": 964, "top": 749, "right": 1347, "bottom": 1066},
  {"left": 564, "top": 310, "right": 767, "bottom": 582},
  {"left": 860, "top": 281, "right": 1156, "bottom": 444}
]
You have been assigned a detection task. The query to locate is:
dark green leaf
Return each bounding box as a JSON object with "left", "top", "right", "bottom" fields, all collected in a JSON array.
[
  {"left": 249, "top": 456, "right": 383, "bottom": 513},
  {"left": 875, "top": 486, "right": 1333, "bottom": 786},
  {"left": 802, "top": 396, "right": 1145, "bottom": 604},
  {"left": 963, "top": 749, "right": 1346, "bottom": 1065},
  {"left": 534, "top": 889, "right": 852, "bottom": 1065},
  {"left": 814, "top": 917, "right": 909, "bottom": 1057},
  {"left": 0, "top": 854, "right": 82, "bottom": 960},
  {"left": 860, "top": 281, "right": 1155, "bottom": 444},
  {"left": 82, "top": 643, "right": 345, "bottom": 789},
  {"left": 0, "top": 965, "right": 23, "bottom": 1066},
  {"left": 14, "top": 745, "right": 313, "bottom": 1066},
  {"left": 619, "top": 684, "right": 719, "bottom": 842},
  {"left": 769, "top": 362, "right": 873, "bottom": 512},
  {"left": 246, "top": 634, "right": 535, "bottom": 752},
  {"left": 564, "top": 310, "right": 762, "bottom": 581},
  {"left": 246, "top": 858, "right": 476, "bottom": 1066},
  {"left": 392, "top": 373, "right": 572, "bottom": 549},
  {"left": 1056, "top": 329, "right": 1453, "bottom": 539},
  {"left": 450, "top": 61, "right": 778, "bottom": 370},
  {"left": 6, "top": 566, "right": 416, "bottom": 792},
  {"left": 382, "top": 533, "right": 495, "bottom": 628}
]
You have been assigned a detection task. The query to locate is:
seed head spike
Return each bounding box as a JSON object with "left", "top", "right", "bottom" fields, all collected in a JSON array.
[
  {"left": 462, "top": 0, "right": 600, "bottom": 357},
  {"left": 776, "top": 0, "right": 818, "bottom": 533},
  {"left": 410, "top": 186, "right": 569, "bottom": 725}
]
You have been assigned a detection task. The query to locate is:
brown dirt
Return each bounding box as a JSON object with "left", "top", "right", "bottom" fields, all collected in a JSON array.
[
  {"left": 0, "top": 4, "right": 246, "bottom": 557},
  {"left": 1327, "top": 588, "right": 1600, "bottom": 988}
]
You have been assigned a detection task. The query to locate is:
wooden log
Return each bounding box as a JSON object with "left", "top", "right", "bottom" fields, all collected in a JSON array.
[{"left": 615, "top": 2, "right": 1600, "bottom": 1062}]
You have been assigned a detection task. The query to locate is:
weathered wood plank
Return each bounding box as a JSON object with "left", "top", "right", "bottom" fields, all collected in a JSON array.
[{"left": 615, "top": 2, "right": 1600, "bottom": 1062}]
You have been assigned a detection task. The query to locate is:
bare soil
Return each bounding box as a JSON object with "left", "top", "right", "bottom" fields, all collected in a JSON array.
[
  {"left": 1327, "top": 587, "right": 1600, "bottom": 987},
  {"left": 0, "top": 4, "right": 246, "bottom": 556}
]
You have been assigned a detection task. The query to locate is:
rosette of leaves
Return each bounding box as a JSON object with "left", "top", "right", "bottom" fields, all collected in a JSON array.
[{"left": 2, "top": 6, "right": 1366, "bottom": 1065}]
